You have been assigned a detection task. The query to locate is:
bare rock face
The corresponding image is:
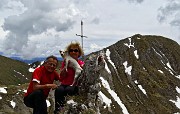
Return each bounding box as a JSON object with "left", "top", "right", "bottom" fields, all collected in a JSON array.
[{"left": 0, "top": 34, "right": 180, "bottom": 114}]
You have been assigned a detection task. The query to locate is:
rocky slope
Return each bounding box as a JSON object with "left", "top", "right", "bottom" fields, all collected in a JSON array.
[{"left": 0, "top": 34, "right": 180, "bottom": 114}]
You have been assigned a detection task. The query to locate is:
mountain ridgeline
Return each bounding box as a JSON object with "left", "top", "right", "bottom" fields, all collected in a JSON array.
[
  {"left": 0, "top": 34, "right": 180, "bottom": 114},
  {"left": 95, "top": 34, "right": 180, "bottom": 114}
]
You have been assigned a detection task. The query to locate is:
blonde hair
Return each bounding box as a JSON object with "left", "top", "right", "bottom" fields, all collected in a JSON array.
[{"left": 65, "top": 41, "right": 84, "bottom": 58}]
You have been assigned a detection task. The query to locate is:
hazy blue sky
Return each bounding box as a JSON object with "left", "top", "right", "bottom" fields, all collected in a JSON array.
[{"left": 0, "top": 0, "right": 179, "bottom": 59}]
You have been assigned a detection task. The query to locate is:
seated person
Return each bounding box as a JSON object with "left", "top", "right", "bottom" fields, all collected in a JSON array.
[
  {"left": 54, "top": 42, "right": 84, "bottom": 114},
  {"left": 24, "top": 55, "right": 60, "bottom": 114}
]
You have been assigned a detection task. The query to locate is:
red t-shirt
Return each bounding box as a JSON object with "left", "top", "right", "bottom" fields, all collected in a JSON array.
[
  {"left": 24, "top": 66, "right": 60, "bottom": 98},
  {"left": 60, "top": 60, "right": 84, "bottom": 85}
]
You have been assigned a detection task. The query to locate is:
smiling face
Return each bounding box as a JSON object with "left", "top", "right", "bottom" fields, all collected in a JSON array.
[
  {"left": 44, "top": 58, "right": 58, "bottom": 72},
  {"left": 69, "top": 45, "right": 80, "bottom": 60}
]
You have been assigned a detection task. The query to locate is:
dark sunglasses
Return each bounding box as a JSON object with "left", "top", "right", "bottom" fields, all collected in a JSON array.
[{"left": 69, "top": 49, "right": 79, "bottom": 53}]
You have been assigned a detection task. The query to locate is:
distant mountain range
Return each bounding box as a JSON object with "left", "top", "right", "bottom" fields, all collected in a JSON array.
[{"left": 10, "top": 57, "right": 63, "bottom": 64}]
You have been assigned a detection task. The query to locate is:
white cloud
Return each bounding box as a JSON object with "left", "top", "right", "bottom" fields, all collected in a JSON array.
[
  {"left": 0, "top": 0, "right": 83, "bottom": 58},
  {"left": 0, "top": 0, "right": 179, "bottom": 59},
  {"left": 158, "top": 0, "right": 180, "bottom": 41}
]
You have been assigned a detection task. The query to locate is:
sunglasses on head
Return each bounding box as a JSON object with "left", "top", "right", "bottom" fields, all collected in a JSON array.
[{"left": 69, "top": 49, "right": 79, "bottom": 52}]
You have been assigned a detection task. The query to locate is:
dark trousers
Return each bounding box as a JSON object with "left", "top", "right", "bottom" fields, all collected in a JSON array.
[
  {"left": 54, "top": 85, "right": 78, "bottom": 111},
  {"left": 24, "top": 90, "right": 48, "bottom": 114}
]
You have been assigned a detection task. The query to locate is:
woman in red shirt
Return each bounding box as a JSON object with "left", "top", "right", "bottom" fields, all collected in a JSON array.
[
  {"left": 54, "top": 42, "right": 84, "bottom": 114},
  {"left": 24, "top": 55, "right": 60, "bottom": 114}
]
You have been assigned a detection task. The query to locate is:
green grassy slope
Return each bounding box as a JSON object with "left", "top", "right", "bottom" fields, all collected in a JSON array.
[{"left": 0, "top": 55, "right": 31, "bottom": 85}]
